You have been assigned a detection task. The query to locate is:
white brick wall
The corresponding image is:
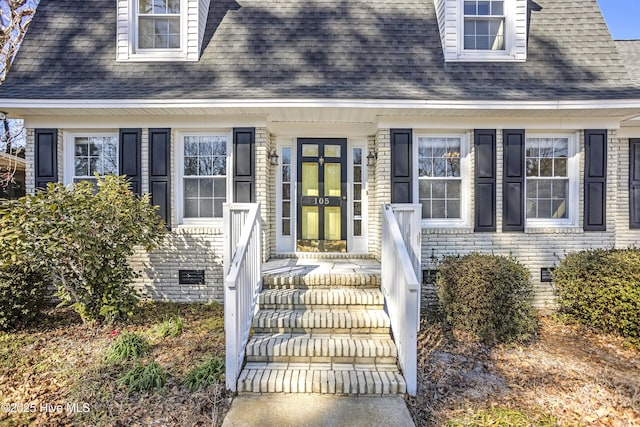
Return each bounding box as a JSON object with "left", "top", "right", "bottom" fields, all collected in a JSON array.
[
  {"left": 420, "top": 129, "right": 621, "bottom": 308},
  {"left": 130, "top": 227, "right": 225, "bottom": 302}
]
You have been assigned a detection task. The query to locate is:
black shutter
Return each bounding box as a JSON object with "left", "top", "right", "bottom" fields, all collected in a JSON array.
[
  {"left": 149, "top": 128, "right": 171, "bottom": 229},
  {"left": 233, "top": 128, "right": 255, "bottom": 203},
  {"left": 474, "top": 129, "right": 496, "bottom": 232},
  {"left": 119, "top": 129, "right": 142, "bottom": 194},
  {"left": 584, "top": 130, "right": 607, "bottom": 231},
  {"left": 391, "top": 129, "right": 413, "bottom": 203},
  {"left": 502, "top": 129, "right": 525, "bottom": 231},
  {"left": 34, "top": 129, "right": 58, "bottom": 189},
  {"left": 630, "top": 139, "right": 640, "bottom": 229}
]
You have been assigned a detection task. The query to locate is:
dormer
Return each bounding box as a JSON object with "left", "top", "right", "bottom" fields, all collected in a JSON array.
[
  {"left": 434, "top": 0, "right": 527, "bottom": 62},
  {"left": 116, "top": 0, "right": 211, "bottom": 62}
]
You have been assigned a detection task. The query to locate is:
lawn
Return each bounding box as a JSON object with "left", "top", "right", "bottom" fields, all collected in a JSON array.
[
  {"left": 0, "top": 302, "right": 229, "bottom": 426},
  {"left": 407, "top": 315, "right": 640, "bottom": 427},
  {"left": 2, "top": 305, "right": 639, "bottom": 427}
]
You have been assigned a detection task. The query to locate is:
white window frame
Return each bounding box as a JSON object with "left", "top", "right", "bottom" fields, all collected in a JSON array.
[
  {"left": 174, "top": 130, "right": 232, "bottom": 227},
  {"left": 525, "top": 132, "right": 580, "bottom": 229},
  {"left": 63, "top": 131, "right": 119, "bottom": 186},
  {"left": 457, "top": 0, "right": 517, "bottom": 61},
  {"left": 127, "top": 0, "right": 189, "bottom": 61},
  {"left": 414, "top": 132, "right": 471, "bottom": 228}
]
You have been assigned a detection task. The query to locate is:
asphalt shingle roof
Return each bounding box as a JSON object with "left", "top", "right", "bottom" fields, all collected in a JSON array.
[
  {"left": 1, "top": 0, "right": 638, "bottom": 101},
  {"left": 616, "top": 40, "right": 640, "bottom": 87}
]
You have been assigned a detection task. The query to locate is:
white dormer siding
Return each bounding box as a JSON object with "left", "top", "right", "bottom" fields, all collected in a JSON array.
[
  {"left": 117, "top": 0, "right": 209, "bottom": 62},
  {"left": 434, "top": 0, "right": 527, "bottom": 62}
]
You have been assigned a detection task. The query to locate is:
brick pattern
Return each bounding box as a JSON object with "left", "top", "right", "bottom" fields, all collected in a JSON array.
[
  {"left": 256, "top": 127, "right": 275, "bottom": 261},
  {"left": 129, "top": 227, "right": 225, "bottom": 302},
  {"left": 369, "top": 130, "right": 391, "bottom": 259},
  {"left": 238, "top": 271, "right": 406, "bottom": 395},
  {"left": 25, "top": 129, "right": 35, "bottom": 195},
  {"left": 420, "top": 129, "right": 621, "bottom": 308}
]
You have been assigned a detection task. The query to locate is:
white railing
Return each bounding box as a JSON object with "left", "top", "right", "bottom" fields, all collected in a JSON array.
[
  {"left": 223, "top": 203, "right": 262, "bottom": 392},
  {"left": 381, "top": 203, "right": 421, "bottom": 396}
]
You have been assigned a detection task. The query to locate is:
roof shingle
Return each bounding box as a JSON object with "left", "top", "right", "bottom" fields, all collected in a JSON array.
[{"left": 1, "top": 0, "right": 638, "bottom": 100}]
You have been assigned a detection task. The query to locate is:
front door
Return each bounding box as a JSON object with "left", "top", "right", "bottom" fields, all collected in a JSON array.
[{"left": 297, "top": 139, "right": 347, "bottom": 252}]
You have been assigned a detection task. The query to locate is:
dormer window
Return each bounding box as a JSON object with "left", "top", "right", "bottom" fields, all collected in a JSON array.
[
  {"left": 138, "top": 0, "right": 181, "bottom": 50},
  {"left": 116, "top": 0, "right": 211, "bottom": 62},
  {"left": 433, "top": 0, "right": 527, "bottom": 62},
  {"left": 463, "top": 1, "right": 505, "bottom": 51}
]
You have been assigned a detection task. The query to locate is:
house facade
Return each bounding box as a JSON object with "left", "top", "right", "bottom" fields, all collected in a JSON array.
[{"left": 2, "top": 0, "right": 640, "bottom": 308}]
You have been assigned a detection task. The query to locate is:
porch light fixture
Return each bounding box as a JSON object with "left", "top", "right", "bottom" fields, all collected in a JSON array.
[
  {"left": 268, "top": 149, "right": 279, "bottom": 166},
  {"left": 366, "top": 149, "right": 377, "bottom": 167},
  {"left": 0, "top": 112, "right": 6, "bottom": 121}
]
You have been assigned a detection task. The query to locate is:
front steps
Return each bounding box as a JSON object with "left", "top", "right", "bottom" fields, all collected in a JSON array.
[{"left": 238, "top": 260, "right": 406, "bottom": 395}]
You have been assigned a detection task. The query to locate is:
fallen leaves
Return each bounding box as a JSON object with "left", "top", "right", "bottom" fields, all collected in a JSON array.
[{"left": 406, "top": 316, "right": 640, "bottom": 427}]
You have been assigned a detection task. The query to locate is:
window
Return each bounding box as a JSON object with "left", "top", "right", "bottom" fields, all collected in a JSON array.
[
  {"left": 417, "top": 136, "right": 468, "bottom": 224},
  {"left": 463, "top": 0, "right": 505, "bottom": 50},
  {"left": 525, "top": 135, "right": 578, "bottom": 227},
  {"left": 352, "top": 148, "right": 363, "bottom": 236},
  {"left": 137, "top": 0, "right": 181, "bottom": 50},
  {"left": 281, "top": 147, "right": 292, "bottom": 236},
  {"left": 182, "top": 135, "right": 228, "bottom": 219},
  {"left": 72, "top": 136, "right": 118, "bottom": 183}
]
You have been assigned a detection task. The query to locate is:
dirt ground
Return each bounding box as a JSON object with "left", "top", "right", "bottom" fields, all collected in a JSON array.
[
  {"left": 406, "top": 316, "right": 640, "bottom": 426},
  {"left": 0, "top": 303, "right": 230, "bottom": 427}
]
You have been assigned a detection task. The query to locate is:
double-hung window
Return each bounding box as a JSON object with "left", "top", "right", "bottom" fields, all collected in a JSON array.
[
  {"left": 137, "top": 0, "right": 181, "bottom": 50},
  {"left": 417, "top": 136, "right": 469, "bottom": 225},
  {"left": 525, "top": 135, "right": 578, "bottom": 227},
  {"left": 182, "top": 135, "right": 228, "bottom": 221},
  {"left": 463, "top": 0, "right": 505, "bottom": 51},
  {"left": 70, "top": 135, "right": 118, "bottom": 184}
]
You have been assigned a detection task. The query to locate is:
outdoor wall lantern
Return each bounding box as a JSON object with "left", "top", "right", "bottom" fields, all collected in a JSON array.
[
  {"left": 268, "top": 149, "right": 279, "bottom": 166},
  {"left": 366, "top": 149, "right": 377, "bottom": 167}
]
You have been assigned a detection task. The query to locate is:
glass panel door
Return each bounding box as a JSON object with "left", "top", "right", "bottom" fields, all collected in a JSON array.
[{"left": 297, "top": 139, "right": 347, "bottom": 252}]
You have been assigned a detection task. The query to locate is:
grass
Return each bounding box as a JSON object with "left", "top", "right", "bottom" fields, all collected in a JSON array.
[
  {"left": 184, "top": 353, "right": 225, "bottom": 392},
  {"left": 446, "top": 408, "right": 561, "bottom": 427},
  {"left": 119, "top": 360, "right": 167, "bottom": 394},
  {"left": 105, "top": 332, "right": 150, "bottom": 363},
  {"left": 0, "top": 302, "right": 228, "bottom": 426}
]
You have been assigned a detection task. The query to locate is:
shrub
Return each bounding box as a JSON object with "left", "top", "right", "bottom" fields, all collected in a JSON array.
[
  {"left": 553, "top": 248, "right": 640, "bottom": 345},
  {"left": 437, "top": 253, "right": 537, "bottom": 343},
  {"left": 0, "top": 265, "right": 47, "bottom": 330},
  {"left": 119, "top": 361, "right": 167, "bottom": 394},
  {"left": 156, "top": 315, "right": 184, "bottom": 338},
  {"left": 0, "top": 175, "right": 166, "bottom": 322},
  {"left": 183, "top": 354, "right": 225, "bottom": 392},
  {"left": 106, "top": 332, "right": 150, "bottom": 363}
]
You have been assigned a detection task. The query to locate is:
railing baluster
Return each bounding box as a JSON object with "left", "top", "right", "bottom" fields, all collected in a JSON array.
[
  {"left": 381, "top": 203, "right": 421, "bottom": 397},
  {"left": 223, "top": 203, "right": 262, "bottom": 392}
]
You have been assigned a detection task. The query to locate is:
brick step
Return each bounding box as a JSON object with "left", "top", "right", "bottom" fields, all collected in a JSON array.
[
  {"left": 259, "top": 288, "right": 384, "bottom": 310},
  {"left": 253, "top": 309, "right": 391, "bottom": 334},
  {"left": 238, "top": 363, "right": 406, "bottom": 395},
  {"left": 246, "top": 334, "right": 398, "bottom": 364},
  {"left": 262, "top": 272, "right": 381, "bottom": 289}
]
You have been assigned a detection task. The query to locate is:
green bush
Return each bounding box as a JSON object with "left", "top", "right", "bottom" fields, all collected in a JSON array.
[
  {"left": 119, "top": 361, "right": 167, "bottom": 394},
  {"left": 0, "top": 175, "right": 166, "bottom": 322},
  {"left": 553, "top": 248, "right": 640, "bottom": 345},
  {"left": 437, "top": 253, "right": 537, "bottom": 343},
  {"left": 0, "top": 265, "right": 47, "bottom": 330},
  {"left": 183, "top": 354, "right": 225, "bottom": 392},
  {"left": 106, "top": 332, "right": 150, "bottom": 363}
]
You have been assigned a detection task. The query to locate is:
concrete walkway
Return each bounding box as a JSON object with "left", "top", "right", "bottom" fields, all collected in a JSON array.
[{"left": 222, "top": 394, "right": 415, "bottom": 427}]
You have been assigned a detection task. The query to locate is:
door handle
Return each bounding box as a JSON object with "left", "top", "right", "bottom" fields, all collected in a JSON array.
[{"left": 342, "top": 196, "right": 347, "bottom": 201}]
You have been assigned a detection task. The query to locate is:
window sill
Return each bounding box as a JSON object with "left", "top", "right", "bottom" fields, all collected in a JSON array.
[{"left": 116, "top": 52, "right": 196, "bottom": 62}]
